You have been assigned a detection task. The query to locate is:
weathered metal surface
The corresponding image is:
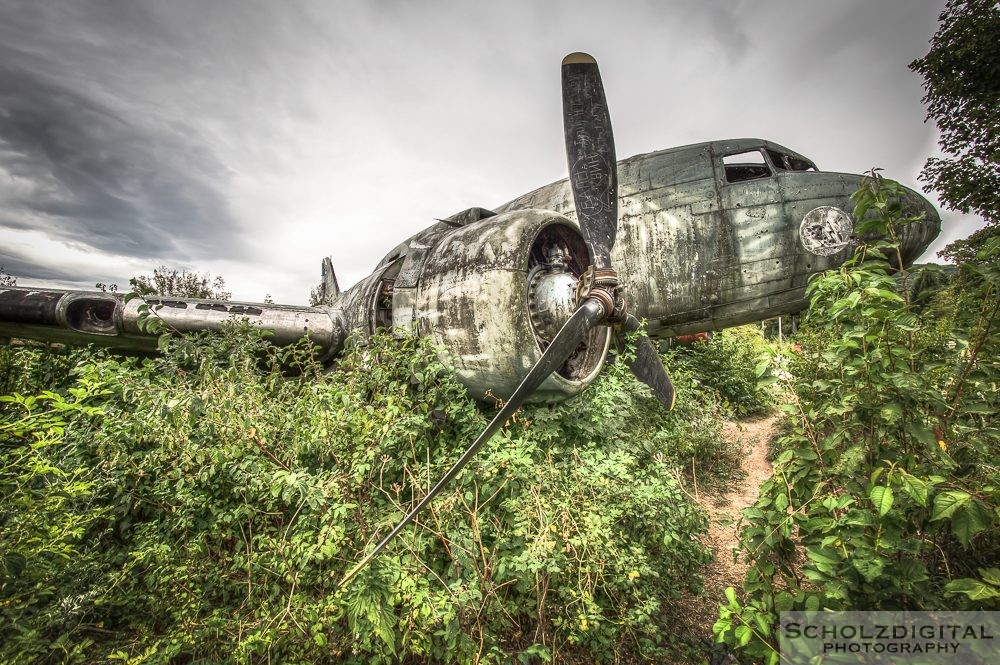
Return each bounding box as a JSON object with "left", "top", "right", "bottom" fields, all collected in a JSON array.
[
  {"left": 385, "top": 222, "right": 456, "bottom": 289},
  {"left": 325, "top": 208, "right": 610, "bottom": 402},
  {"left": 495, "top": 139, "right": 941, "bottom": 336},
  {"left": 410, "top": 210, "right": 609, "bottom": 401},
  {"left": 0, "top": 289, "right": 63, "bottom": 326},
  {"left": 527, "top": 269, "right": 578, "bottom": 341},
  {"left": 0, "top": 288, "right": 156, "bottom": 352},
  {"left": 335, "top": 262, "right": 396, "bottom": 337},
  {"left": 562, "top": 53, "right": 617, "bottom": 269},
  {"left": 314, "top": 256, "right": 340, "bottom": 306}
]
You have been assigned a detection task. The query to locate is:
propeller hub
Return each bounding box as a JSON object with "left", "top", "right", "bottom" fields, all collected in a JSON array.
[
  {"left": 527, "top": 268, "right": 579, "bottom": 342},
  {"left": 574, "top": 266, "right": 626, "bottom": 323}
]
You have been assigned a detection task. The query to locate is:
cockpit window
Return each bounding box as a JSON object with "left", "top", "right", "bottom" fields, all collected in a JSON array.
[
  {"left": 723, "top": 150, "right": 771, "bottom": 183},
  {"left": 787, "top": 156, "right": 816, "bottom": 171},
  {"left": 766, "top": 148, "right": 817, "bottom": 172},
  {"left": 766, "top": 149, "right": 789, "bottom": 170}
]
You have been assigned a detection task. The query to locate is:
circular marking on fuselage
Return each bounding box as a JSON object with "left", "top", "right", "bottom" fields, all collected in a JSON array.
[{"left": 799, "top": 206, "right": 853, "bottom": 256}]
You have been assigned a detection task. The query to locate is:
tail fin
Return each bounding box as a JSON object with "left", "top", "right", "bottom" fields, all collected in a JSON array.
[{"left": 318, "top": 257, "right": 340, "bottom": 305}]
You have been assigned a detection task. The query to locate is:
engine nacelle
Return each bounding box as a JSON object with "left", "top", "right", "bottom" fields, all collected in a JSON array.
[{"left": 338, "top": 209, "right": 610, "bottom": 402}]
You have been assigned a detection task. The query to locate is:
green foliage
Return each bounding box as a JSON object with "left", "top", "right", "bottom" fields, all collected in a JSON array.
[
  {"left": 909, "top": 0, "right": 1000, "bottom": 224},
  {"left": 0, "top": 385, "right": 110, "bottom": 663},
  {"left": 901, "top": 263, "right": 954, "bottom": 311},
  {"left": 0, "top": 343, "right": 80, "bottom": 398},
  {"left": 714, "top": 172, "right": 1000, "bottom": 662},
  {"left": 129, "top": 265, "right": 232, "bottom": 300},
  {"left": 0, "top": 322, "right": 725, "bottom": 664},
  {"left": 665, "top": 326, "right": 775, "bottom": 417},
  {"left": 0, "top": 265, "right": 80, "bottom": 403}
]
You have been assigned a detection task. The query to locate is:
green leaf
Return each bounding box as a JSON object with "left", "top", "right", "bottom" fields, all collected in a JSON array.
[
  {"left": 3, "top": 552, "right": 26, "bottom": 579},
  {"left": 806, "top": 547, "right": 841, "bottom": 566},
  {"left": 753, "top": 612, "right": 770, "bottom": 637},
  {"left": 903, "top": 419, "right": 936, "bottom": 446},
  {"left": 981, "top": 568, "right": 1000, "bottom": 586},
  {"left": 892, "top": 558, "right": 929, "bottom": 584},
  {"left": 951, "top": 498, "right": 993, "bottom": 547},
  {"left": 931, "top": 490, "right": 971, "bottom": 522},
  {"left": 898, "top": 472, "right": 930, "bottom": 507},
  {"left": 852, "top": 555, "right": 884, "bottom": 582},
  {"left": 879, "top": 402, "right": 903, "bottom": 421},
  {"left": 869, "top": 486, "right": 894, "bottom": 517},
  {"left": 773, "top": 591, "right": 794, "bottom": 612},
  {"left": 945, "top": 578, "right": 1000, "bottom": 602}
]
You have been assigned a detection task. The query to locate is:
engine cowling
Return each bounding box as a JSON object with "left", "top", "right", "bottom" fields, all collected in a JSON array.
[{"left": 365, "top": 209, "right": 611, "bottom": 402}]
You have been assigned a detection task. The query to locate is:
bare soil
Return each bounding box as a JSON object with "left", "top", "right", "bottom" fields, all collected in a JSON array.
[{"left": 671, "top": 414, "right": 778, "bottom": 643}]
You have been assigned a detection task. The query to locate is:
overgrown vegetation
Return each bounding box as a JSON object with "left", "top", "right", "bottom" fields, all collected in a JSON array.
[
  {"left": 0, "top": 343, "right": 78, "bottom": 398},
  {"left": 909, "top": 0, "right": 999, "bottom": 226},
  {"left": 714, "top": 172, "right": 999, "bottom": 663},
  {"left": 4, "top": 5, "right": 995, "bottom": 663},
  {"left": 127, "top": 265, "right": 233, "bottom": 300},
  {"left": 0, "top": 314, "right": 759, "bottom": 663},
  {"left": 713, "top": 2, "right": 1000, "bottom": 658},
  {"left": 665, "top": 326, "right": 775, "bottom": 418}
]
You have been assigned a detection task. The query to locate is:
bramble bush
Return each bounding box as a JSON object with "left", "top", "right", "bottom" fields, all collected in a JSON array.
[
  {"left": 0, "top": 317, "right": 740, "bottom": 663},
  {"left": 714, "top": 172, "right": 999, "bottom": 664}
]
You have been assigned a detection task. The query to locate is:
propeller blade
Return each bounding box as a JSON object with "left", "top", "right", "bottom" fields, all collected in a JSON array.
[
  {"left": 562, "top": 52, "right": 617, "bottom": 268},
  {"left": 616, "top": 314, "right": 676, "bottom": 411},
  {"left": 340, "top": 297, "right": 608, "bottom": 588}
]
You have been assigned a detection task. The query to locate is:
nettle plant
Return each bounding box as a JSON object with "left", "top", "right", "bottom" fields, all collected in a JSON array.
[{"left": 714, "top": 172, "right": 999, "bottom": 664}]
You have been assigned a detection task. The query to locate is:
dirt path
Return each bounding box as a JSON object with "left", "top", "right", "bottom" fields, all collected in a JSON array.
[{"left": 673, "top": 414, "right": 778, "bottom": 642}]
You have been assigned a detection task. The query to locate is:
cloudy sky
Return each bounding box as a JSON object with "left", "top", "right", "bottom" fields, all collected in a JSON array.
[{"left": 0, "top": 0, "right": 982, "bottom": 304}]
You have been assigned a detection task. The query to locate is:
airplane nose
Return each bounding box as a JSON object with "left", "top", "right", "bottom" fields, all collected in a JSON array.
[{"left": 823, "top": 173, "right": 941, "bottom": 267}]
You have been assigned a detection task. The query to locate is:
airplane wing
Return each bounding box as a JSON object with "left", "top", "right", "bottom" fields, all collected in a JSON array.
[{"left": 0, "top": 286, "right": 344, "bottom": 361}]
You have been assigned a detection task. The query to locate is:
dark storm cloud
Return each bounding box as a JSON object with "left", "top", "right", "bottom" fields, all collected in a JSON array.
[
  {"left": 0, "top": 3, "right": 246, "bottom": 269},
  {"left": 0, "top": 62, "right": 240, "bottom": 258},
  {"left": 0, "top": 248, "right": 70, "bottom": 282}
]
